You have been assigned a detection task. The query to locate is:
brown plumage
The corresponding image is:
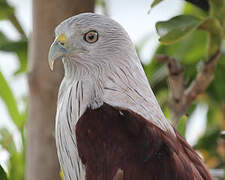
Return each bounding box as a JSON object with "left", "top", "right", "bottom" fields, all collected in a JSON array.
[{"left": 76, "top": 103, "right": 213, "bottom": 180}]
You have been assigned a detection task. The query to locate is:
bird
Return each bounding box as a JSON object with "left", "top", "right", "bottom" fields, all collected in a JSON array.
[{"left": 48, "top": 13, "right": 213, "bottom": 180}]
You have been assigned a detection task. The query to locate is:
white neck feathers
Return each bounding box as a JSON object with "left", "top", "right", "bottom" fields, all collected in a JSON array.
[{"left": 56, "top": 54, "right": 175, "bottom": 180}]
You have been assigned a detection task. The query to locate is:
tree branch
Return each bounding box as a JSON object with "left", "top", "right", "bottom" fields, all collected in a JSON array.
[
  {"left": 155, "top": 51, "right": 220, "bottom": 126},
  {"left": 155, "top": 55, "right": 185, "bottom": 125},
  {"left": 185, "top": 51, "right": 220, "bottom": 108},
  {"left": 155, "top": 55, "right": 184, "bottom": 102}
]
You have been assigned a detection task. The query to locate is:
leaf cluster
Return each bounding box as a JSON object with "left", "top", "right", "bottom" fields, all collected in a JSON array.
[
  {"left": 0, "top": 0, "right": 28, "bottom": 179},
  {"left": 147, "top": 0, "right": 225, "bottom": 171}
]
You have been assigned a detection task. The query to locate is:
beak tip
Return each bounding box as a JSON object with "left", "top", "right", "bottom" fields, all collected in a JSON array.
[
  {"left": 49, "top": 59, "right": 54, "bottom": 71},
  {"left": 48, "top": 38, "right": 67, "bottom": 71}
]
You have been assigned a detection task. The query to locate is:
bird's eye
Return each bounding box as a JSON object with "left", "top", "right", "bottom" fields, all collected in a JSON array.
[{"left": 84, "top": 30, "right": 98, "bottom": 43}]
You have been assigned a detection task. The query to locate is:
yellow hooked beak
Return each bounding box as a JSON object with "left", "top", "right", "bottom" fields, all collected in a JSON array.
[{"left": 48, "top": 33, "right": 67, "bottom": 71}]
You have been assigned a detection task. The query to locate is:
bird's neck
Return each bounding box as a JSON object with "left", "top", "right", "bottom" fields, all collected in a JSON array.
[
  {"left": 57, "top": 56, "right": 177, "bottom": 179},
  {"left": 61, "top": 57, "right": 175, "bottom": 135},
  {"left": 61, "top": 59, "right": 104, "bottom": 111}
]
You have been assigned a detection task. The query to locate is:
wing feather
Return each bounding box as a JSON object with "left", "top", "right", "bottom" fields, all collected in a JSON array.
[{"left": 76, "top": 103, "right": 213, "bottom": 180}]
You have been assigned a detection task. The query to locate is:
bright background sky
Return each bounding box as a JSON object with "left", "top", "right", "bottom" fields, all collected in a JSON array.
[{"left": 0, "top": 0, "right": 207, "bottom": 170}]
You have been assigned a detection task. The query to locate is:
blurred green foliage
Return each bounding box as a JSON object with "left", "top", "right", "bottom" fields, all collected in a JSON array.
[
  {"left": 0, "top": 0, "right": 27, "bottom": 179},
  {"left": 156, "top": 15, "right": 202, "bottom": 45},
  {"left": 0, "top": 164, "right": 8, "bottom": 180},
  {"left": 148, "top": 0, "right": 225, "bottom": 174}
]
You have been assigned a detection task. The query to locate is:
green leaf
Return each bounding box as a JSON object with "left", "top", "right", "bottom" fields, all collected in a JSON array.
[
  {"left": 176, "top": 115, "right": 187, "bottom": 137},
  {"left": 0, "top": 127, "right": 25, "bottom": 180},
  {"left": 0, "top": 0, "right": 14, "bottom": 20},
  {"left": 207, "top": 54, "right": 225, "bottom": 101},
  {"left": 14, "top": 49, "right": 27, "bottom": 74},
  {"left": 150, "top": 30, "right": 207, "bottom": 87},
  {"left": 194, "top": 127, "right": 221, "bottom": 153},
  {"left": 209, "top": 0, "right": 225, "bottom": 28},
  {"left": 184, "top": 2, "right": 209, "bottom": 17},
  {"left": 0, "top": 128, "right": 16, "bottom": 153},
  {"left": 156, "top": 15, "right": 202, "bottom": 44},
  {"left": 0, "top": 37, "right": 27, "bottom": 53},
  {"left": 209, "top": 0, "right": 225, "bottom": 38},
  {"left": 156, "top": 30, "right": 207, "bottom": 64},
  {"left": 0, "top": 0, "right": 26, "bottom": 36},
  {"left": 199, "top": 17, "right": 223, "bottom": 57},
  {"left": 0, "top": 31, "right": 28, "bottom": 74},
  {"left": 0, "top": 71, "right": 24, "bottom": 129},
  {"left": 8, "top": 151, "right": 25, "bottom": 180},
  {"left": 0, "top": 165, "right": 8, "bottom": 180},
  {"left": 150, "top": 0, "right": 163, "bottom": 8}
]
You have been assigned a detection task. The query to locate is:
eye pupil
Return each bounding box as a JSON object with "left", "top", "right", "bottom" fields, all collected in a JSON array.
[
  {"left": 88, "top": 34, "right": 94, "bottom": 40},
  {"left": 84, "top": 30, "right": 98, "bottom": 43}
]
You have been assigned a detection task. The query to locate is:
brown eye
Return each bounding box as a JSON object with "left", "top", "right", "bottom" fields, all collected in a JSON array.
[{"left": 84, "top": 30, "right": 98, "bottom": 43}]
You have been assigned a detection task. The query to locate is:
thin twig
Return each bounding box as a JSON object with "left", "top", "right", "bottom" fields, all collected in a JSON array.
[
  {"left": 8, "top": 14, "right": 27, "bottom": 38},
  {"left": 184, "top": 51, "right": 220, "bottom": 109},
  {"left": 155, "top": 51, "right": 220, "bottom": 126}
]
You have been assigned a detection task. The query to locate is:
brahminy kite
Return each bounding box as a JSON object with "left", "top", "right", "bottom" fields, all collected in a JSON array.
[{"left": 48, "top": 13, "right": 213, "bottom": 180}]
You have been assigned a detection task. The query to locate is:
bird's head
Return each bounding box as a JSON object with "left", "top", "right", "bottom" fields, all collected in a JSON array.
[
  {"left": 48, "top": 13, "right": 175, "bottom": 136},
  {"left": 48, "top": 13, "right": 136, "bottom": 77}
]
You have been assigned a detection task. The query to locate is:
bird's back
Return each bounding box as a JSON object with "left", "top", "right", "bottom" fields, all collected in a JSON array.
[{"left": 76, "top": 103, "right": 213, "bottom": 180}]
